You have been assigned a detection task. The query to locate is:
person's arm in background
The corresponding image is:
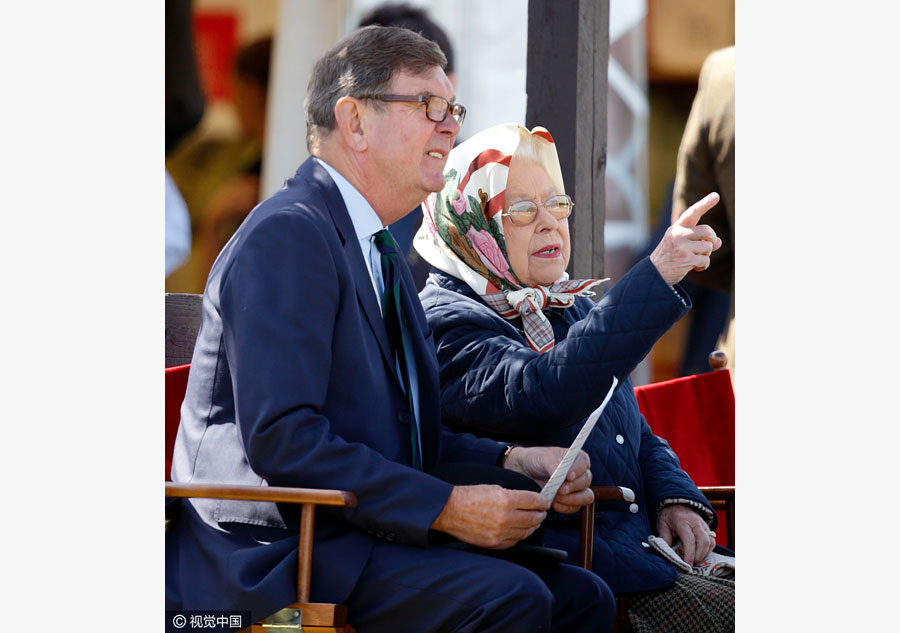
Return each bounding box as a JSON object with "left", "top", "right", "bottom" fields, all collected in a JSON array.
[
  {"left": 166, "top": 170, "right": 192, "bottom": 276},
  {"left": 672, "top": 47, "right": 735, "bottom": 294}
]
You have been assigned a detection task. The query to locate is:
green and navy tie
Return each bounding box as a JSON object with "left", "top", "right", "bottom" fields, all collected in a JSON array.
[{"left": 374, "top": 229, "right": 422, "bottom": 470}]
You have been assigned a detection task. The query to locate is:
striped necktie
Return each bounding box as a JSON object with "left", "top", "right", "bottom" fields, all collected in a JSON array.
[{"left": 373, "top": 229, "right": 422, "bottom": 470}]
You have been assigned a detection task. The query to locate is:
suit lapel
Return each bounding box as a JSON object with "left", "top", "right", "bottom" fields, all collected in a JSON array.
[{"left": 307, "top": 159, "right": 401, "bottom": 385}]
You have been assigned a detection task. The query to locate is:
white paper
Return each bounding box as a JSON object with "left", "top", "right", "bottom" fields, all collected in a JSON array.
[
  {"left": 540, "top": 376, "right": 618, "bottom": 501},
  {"left": 647, "top": 535, "right": 735, "bottom": 580}
]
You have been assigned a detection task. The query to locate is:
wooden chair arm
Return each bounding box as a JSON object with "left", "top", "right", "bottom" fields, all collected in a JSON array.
[
  {"left": 578, "top": 486, "right": 634, "bottom": 569},
  {"left": 164, "top": 482, "right": 357, "bottom": 507},
  {"left": 698, "top": 485, "right": 734, "bottom": 501},
  {"left": 578, "top": 486, "right": 638, "bottom": 633},
  {"left": 700, "top": 485, "right": 735, "bottom": 550},
  {"left": 166, "top": 481, "right": 357, "bottom": 614},
  {"left": 591, "top": 485, "right": 635, "bottom": 503}
]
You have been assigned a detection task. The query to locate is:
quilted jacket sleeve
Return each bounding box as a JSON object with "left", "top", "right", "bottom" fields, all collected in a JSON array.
[{"left": 424, "top": 257, "right": 690, "bottom": 435}]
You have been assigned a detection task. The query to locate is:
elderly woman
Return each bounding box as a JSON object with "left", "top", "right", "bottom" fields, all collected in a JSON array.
[{"left": 414, "top": 123, "right": 734, "bottom": 633}]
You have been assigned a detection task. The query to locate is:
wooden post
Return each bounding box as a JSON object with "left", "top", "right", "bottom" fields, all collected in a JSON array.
[{"left": 526, "top": 0, "right": 609, "bottom": 281}]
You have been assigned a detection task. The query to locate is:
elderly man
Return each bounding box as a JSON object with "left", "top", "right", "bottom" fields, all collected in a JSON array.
[{"left": 168, "top": 26, "right": 615, "bottom": 633}]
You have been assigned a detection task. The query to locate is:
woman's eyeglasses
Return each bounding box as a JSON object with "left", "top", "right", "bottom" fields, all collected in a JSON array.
[
  {"left": 500, "top": 194, "right": 574, "bottom": 226},
  {"left": 360, "top": 94, "right": 466, "bottom": 126}
]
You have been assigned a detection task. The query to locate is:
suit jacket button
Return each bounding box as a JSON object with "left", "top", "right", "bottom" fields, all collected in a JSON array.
[
  {"left": 397, "top": 410, "right": 411, "bottom": 424},
  {"left": 386, "top": 533, "right": 396, "bottom": 542},
  {"left": 376, "top": 530, "right": 385, "bottom": 539}
]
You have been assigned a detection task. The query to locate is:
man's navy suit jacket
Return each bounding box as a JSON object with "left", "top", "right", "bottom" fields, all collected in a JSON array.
[{"left": 169, "top": 157, "right": 503, "bottom": 619}]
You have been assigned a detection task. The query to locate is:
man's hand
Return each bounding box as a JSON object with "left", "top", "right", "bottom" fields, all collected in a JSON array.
[
  {"left": 430, "top": 485, "right": 550, "bottom": 549},
  {"left": 650, "top": 192, "right": 722, "bottom": 285},
  {"left": 656, "top": 504, "right": 716, "bottom": 566},
  {"left": 504, "top": 446, "right": 594, "bottom": 514}
]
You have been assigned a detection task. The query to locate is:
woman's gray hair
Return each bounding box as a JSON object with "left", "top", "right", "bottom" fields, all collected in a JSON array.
[{"left": 306, "top": 25, "right": 447, "bottom": 150}]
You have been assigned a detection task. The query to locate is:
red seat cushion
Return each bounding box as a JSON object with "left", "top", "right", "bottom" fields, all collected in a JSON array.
[{"left": 165, "top": 364, "right": 191, "bottom": 481}]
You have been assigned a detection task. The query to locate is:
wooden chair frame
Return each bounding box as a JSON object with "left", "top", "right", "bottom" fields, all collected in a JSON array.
[
  {"left": 166, "top": 293, "right": 358, "bottom": 632},
  {"left": 165, "top": 483, "right": 356, "bottom": 632}
]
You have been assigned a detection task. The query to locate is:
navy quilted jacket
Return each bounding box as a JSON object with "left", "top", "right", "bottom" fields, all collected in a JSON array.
[{"left": 419, "top": 257, "right": 716, "bottom": 594}]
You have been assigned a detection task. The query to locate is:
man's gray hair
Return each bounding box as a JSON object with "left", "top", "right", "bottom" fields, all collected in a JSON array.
[{"left": 306, "top": 25, "right": 447, "bottom": 150}]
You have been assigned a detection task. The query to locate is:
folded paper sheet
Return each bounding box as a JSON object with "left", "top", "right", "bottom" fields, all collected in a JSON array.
[
  {"left": 540, "top": 377, "right": 618, "bottom": 502},
  {"left": 647, "top": 534, "right": 735, "bottom": 580}
]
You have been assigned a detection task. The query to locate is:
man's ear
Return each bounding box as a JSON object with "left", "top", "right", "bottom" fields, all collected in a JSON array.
[{"left": 334, "top": 97, "right": 368, "bottom": 152}]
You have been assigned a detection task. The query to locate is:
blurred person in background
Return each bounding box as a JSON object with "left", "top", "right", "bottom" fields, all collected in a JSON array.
[
  {"left": 359, "top": 2, "right": 458, "bottom": 291},
  {"left": 166, "top": 0, "right": 205, "bottom": 156},
  {"left": 166, "top": 170, "right": 192, "bottom": 277},
  {"left": 165, "top": 0, "right": 204, "bottom": 278},
  {"left": 196, "top": 36, "right": 272, "bottom": 277},
  {"left": 166, "top": 35, "right": 272, "bottom": 292},
  {"left": 671, "top": 46, "right": 735, "bottom": 381}
]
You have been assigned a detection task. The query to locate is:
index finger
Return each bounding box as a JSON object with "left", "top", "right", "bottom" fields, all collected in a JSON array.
[{"left": 674, "top": 192, "right": 720, "bottom": 228}]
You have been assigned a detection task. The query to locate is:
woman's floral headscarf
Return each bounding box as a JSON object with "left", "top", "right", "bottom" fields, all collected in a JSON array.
[{"left": 414, "top": 123, "right": 607, "bottom": 353}]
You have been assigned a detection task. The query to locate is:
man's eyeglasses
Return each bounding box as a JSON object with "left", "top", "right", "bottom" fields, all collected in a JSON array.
[
  {"left": 500, "top": 194, "right": 574, "bottom": 226},
  {"left": 361, "top": 94, "right": 466, "bottom": 126}
]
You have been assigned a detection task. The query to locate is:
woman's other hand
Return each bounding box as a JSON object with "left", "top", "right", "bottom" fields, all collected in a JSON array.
[{"left": 656, "top": 504, "right": 716, "bottom": 565}]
